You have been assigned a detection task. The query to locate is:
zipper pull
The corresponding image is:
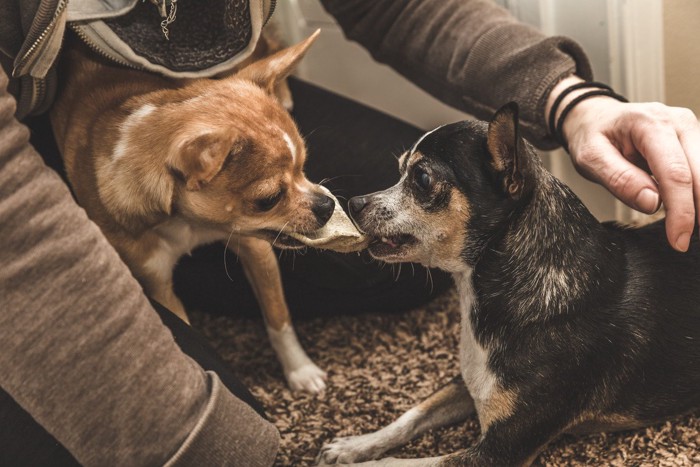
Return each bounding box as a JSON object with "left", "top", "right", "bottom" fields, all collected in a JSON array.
[
  {"left": 160, "top": 0, "right": 178, "bottom": 41},
  {"left": 147, "top": 0, "right": 177, "bottom": 40}
]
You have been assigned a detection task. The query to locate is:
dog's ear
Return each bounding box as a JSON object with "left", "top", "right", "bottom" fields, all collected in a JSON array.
[
  {"left": 236, "top": 29, "right": 320, "bottom": 95},
  {"left": 487, "top": 102, "right": 527, "bottom": 200},
  {"left": 169, "top": 130, "right": 240, "bottom": 191}
]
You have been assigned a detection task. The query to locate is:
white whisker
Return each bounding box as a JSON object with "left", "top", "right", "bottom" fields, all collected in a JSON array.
[
  {"left": 318, "top": 175, "right": 347, "bottom": 186},
  {"left": 425, "top": 268, "right": 435, "bottom": 294},
  {"left": 272, "top": 220, "right": 291, "bottom": 248},
  {"left": 223, "top": 226, "right": 237, "bottom": 282}
]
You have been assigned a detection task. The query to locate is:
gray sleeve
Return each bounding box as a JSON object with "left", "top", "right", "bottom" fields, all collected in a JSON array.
[
  {"left": 320, "top": 0, "right": 593, "bottom": 148},
  {"left": 0, "top": 69, "right": 279, "bottom": 466}
]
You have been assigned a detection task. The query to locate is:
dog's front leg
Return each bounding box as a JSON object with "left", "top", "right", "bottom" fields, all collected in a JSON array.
[
  {"left": 233, "top": 236, "right": 326, "bottom": 393},
  {"left": 361, "top": 397, "right": 571, "bottom": 467},
  {"left": 317, "top": 377, "right": 474, "bottom": 464},
  {"left": 321, "top": 399, "right": 564, "bottom": 467}
]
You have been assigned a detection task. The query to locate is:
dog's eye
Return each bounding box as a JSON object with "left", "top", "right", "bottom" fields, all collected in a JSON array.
[
  {"left": 255, "top": 191, "right": 284, "bottom": 212},
  {"left": 414, "top": 168, "right": 432, "bottom": 191}
]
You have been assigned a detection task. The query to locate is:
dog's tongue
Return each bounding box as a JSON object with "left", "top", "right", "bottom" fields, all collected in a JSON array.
[{"left": 288, "top": 188, "right": 369, "bottom": 253}]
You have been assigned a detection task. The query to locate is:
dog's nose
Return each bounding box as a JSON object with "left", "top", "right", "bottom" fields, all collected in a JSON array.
[
  {"left": 349, "top": 196, "right": 368, "bottom": 217},
  {"left": 312, "top": 194, "right": 335, "bottom": 225}
]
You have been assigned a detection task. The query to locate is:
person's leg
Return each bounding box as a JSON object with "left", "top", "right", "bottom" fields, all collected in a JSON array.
[{"left": 174, "top": 78, "right": 453, "bottom": 319}]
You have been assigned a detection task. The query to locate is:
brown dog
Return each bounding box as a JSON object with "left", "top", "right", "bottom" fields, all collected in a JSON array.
[{"left": 50, "top": 30, "right": 339, "bottom": 393}]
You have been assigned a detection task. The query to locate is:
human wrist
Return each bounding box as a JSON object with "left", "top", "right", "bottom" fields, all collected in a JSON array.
[
  {"left": 545, "top": 75, "right": 586, "bottom": 127},
  {"left": 545, "top": 76, "right": 627, "bottom": 151}
]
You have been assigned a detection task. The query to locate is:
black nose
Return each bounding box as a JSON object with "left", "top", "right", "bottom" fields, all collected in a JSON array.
[
  {"left": 349, "top": 196, "right": 368, "bottom": 217},
  {"left": 312, "top": 194, "right": 335, "bottom": 225}
]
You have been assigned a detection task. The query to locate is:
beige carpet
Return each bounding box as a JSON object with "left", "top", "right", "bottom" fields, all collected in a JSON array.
[{"left": 192, "top": 288, "right": 700, "bottom": 466}]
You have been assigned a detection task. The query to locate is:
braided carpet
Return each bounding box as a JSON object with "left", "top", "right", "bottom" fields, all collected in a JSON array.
[{"left": 192, "top": 288, "right": 700, "bottom": 466}]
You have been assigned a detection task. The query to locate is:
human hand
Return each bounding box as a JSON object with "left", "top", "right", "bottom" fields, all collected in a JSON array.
[{"left": 548, "top": 76, "right": 700, "bottom": 252}]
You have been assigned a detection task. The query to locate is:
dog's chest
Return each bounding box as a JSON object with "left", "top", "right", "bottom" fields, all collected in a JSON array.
[
  {"left": 454, "top": 271, "right": 499, "bottom": 410},
  {"left": 143, "top": 219, "right": 225, "bottom": 280}
]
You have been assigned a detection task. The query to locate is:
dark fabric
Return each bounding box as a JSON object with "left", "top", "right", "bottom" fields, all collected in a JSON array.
[
  {"left": 0, "top": 388, "right": 80, "bottom": 467},
  {"left": 150, "top": 299, "right": 267, "bottom": 419},
  {"left": 173, "top": 78, "right": 453, "bottom": 320},
  {"left": 105, "top": 0, "right": 252, "bottom": 72}
]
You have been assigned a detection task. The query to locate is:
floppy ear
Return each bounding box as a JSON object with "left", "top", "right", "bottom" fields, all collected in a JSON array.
[
  {"left": 487, "top": 102, "right": 527, "bottom": 200},
  {"left": 235, "top": 29, "right": 320, "bottom": 95},
  {"left": 169, "top": 130, "right": 239, "bottom": 191}
]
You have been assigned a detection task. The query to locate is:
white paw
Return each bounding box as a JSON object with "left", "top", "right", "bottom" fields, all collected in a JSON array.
[
  {"left": 316, "top": 434, "right": 385, "bottom": 465},
  {"left": 286, "top": 362, "right": 327, "bottom": 393}
]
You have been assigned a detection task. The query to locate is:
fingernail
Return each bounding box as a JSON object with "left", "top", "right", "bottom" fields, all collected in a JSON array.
[
  {"left": 676, "top": 232, "right": 691, "bottom": 252},
  {"left": 636, "top": 188, "right": 660, "bottom": 213}
]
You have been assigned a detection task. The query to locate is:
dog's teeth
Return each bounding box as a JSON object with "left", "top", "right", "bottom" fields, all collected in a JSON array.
[{"left": 380, "top": 236, "right": 397, "bottom": 248}]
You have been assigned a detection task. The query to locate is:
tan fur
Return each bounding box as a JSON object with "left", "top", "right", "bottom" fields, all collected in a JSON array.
[
  {"left": 477, "top": 387, "right": 518, "bottom": 432},
  {"left": 566, "top": 412, "right": 643, "bottom": 434},
  {"left": 406, "top": 157, "right": 473, "bottom": 247},
  {"left": 222, "top": 21, "right": 293, "bottom": 109},
  {"left": 415, "top": 379, "right": 475, "bottom": 422},
  {"left": 424, "top": 188, "right": 471, "bottom": 265},
  {"left": 402, "top": 156, "right": 471, "bottom": 270},
  {"left": 50, "top": 31, "right": 329, "bottom": 392}
]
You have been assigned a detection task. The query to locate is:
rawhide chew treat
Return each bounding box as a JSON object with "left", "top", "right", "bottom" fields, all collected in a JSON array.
[{"left": 289, "top": 187, "right": 369, "bottom": 253}]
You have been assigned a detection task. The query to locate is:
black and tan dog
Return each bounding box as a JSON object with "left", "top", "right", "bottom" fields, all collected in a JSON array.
[{"left": 317, "top": 103, "right": 700, "bottom": 466}]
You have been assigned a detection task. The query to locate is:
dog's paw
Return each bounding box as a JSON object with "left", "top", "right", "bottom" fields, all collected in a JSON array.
[
  {"left": 286, "top": 362, "right": 327, "bottom": 393},
  {"left": 316, "top": 434, "right": 385, "bottom": 464}
]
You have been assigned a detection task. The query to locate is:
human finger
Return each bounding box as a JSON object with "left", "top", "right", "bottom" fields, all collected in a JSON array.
[
  {"left": 635, "top": 123, "right": 695, "bottom": 251},
  {"left": 674, "top": 108, "right": 700, "bottom": 231},
  {"left": 572, "top": 137, "right": 660, "bottom": 214}
]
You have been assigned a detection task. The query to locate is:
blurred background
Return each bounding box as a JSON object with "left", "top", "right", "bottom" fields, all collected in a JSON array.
[{"left": 273, "top": 0, "right": 700, "bottom": 223}]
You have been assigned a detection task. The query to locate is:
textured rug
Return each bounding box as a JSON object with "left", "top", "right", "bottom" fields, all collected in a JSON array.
[{"left": 191, "top": 288, "right": 700, "bottom": 466}]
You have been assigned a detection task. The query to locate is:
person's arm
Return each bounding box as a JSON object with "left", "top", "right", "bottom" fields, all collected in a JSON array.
[
  {"left": 546, "top": 75, "right": 700, "bottom": 252},
  {"left": 320, "top": 0, "right": 592, "bottom": 148},
  {"left": 0, "top": 69, "right": 279, "bottom": 466},
  {"left": 322, "top": 0, "right": 700, "bottom": 252}
]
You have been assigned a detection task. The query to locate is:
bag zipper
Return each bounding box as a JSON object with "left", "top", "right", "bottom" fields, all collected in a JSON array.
[
  {"left": 264, "top": 0, "right": 277, "bottom": 26},
  {"left": 13, "top": 0, "right": 69, "bottom": 78},
  {"left": 70, "top": 24, "right": 143, "bottom": 70},
  {"left": 32, "top": 78, "right": 47, "bottom": 113}
]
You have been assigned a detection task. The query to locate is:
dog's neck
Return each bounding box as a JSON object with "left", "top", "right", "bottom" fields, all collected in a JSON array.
[{"left": 462, "top": 169, "right": 626, "bottom": 337}]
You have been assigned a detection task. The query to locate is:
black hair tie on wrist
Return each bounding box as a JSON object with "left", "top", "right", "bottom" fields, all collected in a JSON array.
[
  {"left": 547, "top": 81, "right": 627, "bottom": 152},
  {"left": 547, "top": 81, "right": 613, "bottom": 138}
]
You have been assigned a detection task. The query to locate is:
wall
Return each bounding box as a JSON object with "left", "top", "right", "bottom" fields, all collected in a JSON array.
[
  {"left": 273, "top": 1, "right": 470, "bottom": 130},
  {"left": 664, "top": 0, "right": 700, "bottom": 115}
]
